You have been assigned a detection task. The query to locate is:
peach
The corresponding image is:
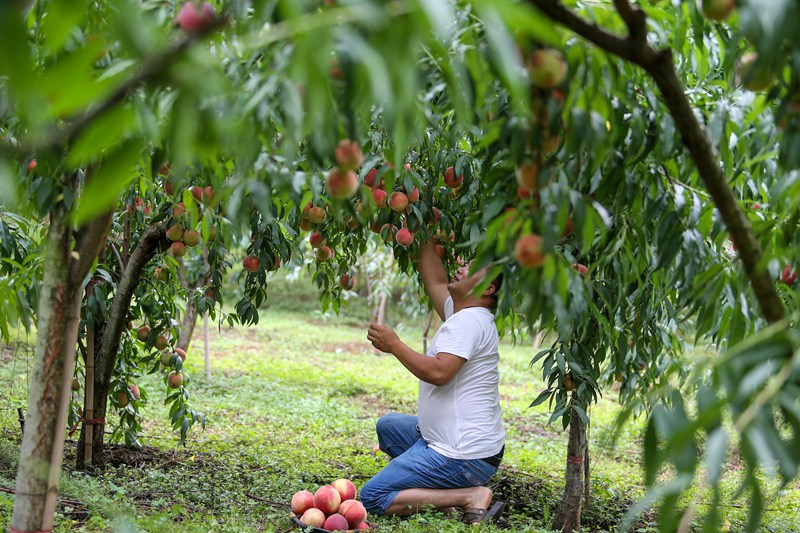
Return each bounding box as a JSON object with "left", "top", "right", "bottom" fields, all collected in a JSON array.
[
  {"left": 527, "top": 49, "right": 568, "bottom": 88},
  {"left": 332, "top": 478, "right": 357, "bottom": 501},
  {"left": 166, "top": 224, "right": 184, "bottom": 241},
  {"left": 160, "top": 351, "right": 174, "bottom": 366},
  {"left": 290, "top": 490, "right": 315, "bottom": 515},
  {"left": 117, "top": 391, "right": 129, "bottom": 408},
  {"left": 300, "top": 507, "right": 325, "bottom": 528},
  {"left": 334, "top": 139, "right": 364, "bottom": 170},
  {"left": 301, "top": 202, "right": 314, "bottom": 219},
  {"left": 172, "top": 202, "right": 185, "bottom": 218},
  {"left": 203, "top": 186, "right": 215, "bottom": 204},
  {"left": 176, "top": 1, "right": 216, "bottom": 36},
  {"left": 516, "top": 162, "right": 539, "bottom": 192},
  {"left": 388, "top": 191, "right": 409, "bottom": 212},
  {"left": 338, "top": 499, "right": 366, "bottom": 528},
  {"left": 435, "top": 244, "right": 445, "bottom": 258},
  {"left": 571, "top": 263, "right": 589, "bottom": 276},
  {"left": 309, "top": 231, "right": 327, "bottom": 249},
  {"left": 697, "top": 0, "right": 734, "bottom": 21},
  {"left": 171, "top": 241, "right": 188, "bottom": 257},
  {"left": 444, "top": 166, "right": 463, "bottom": 188},
  {"left": 191, "top": 186, "right": 204, "bottom": 202},
  {"left": 168, "top": 371, "right": 183, "bottom": 389},
  {"left": 27, "top": 160, "right": 37, "bottom": 173},
  {"left": 268, "top": 256, "right": 281, "bottom": 271},
  {"left": 175, "top": 348, "right": 187, "bottom": 361},
  {"left": 355, "top": 522, "right": 369, "bottom": 530},
  {"left": 155, "top": 334, "right": 169, "bottom": 350},
  {"left": 738, "top": 52, "right": 775, "bottom": 92},
  {"left": 340, "top": 274, "right": 356, "bottom": 291},
  {"left": 515, "top": 234, "right": 547, "bottom": 268},
  {"left": 781, "top": 265, "right": 797, "bottom": 285},
  {"left": 314, "top": 485, "right": 341, "bottom": 515},
  {"left": 183, "top": 229, "right": 201, "bottom": 247},
  {"left": 155, "top": 266, "right": 169, "bottom": 282},
  {"left": 396, "top": 228, "right": 414, "bottom": 248},
  {"left": 326, "top": 168, "right": 359, "bottom": 199},
  {"left": 371, "top": 188, "right": 388, "bottom": 208},
  {"left": 408, "top": 186, "right": 420, "bottom": 203},
  {"left": 136, "top": 326, "right": 151, "bottom": 342},
  {"left": 308, "top": 206, "right": 327, "bottom": 224},
  {"left": 316, "top": 246, "right": 333, "bottom": 262},
  {"left": 323, "top": 513, "right": 349, "bottom": 532},
  {"left": 243, "top": 256, "right": 261, "bottom": 272},
  {"left": 299, "top": 218, "right": 313, "bottom": 231},
  {"left": 364, "top": 168, "right": 383, "bottom": 189},
  {"left": 129, "top": 384, "right": 140, "bottom": 400},
  {"left": 71, "top": 378, "right": 81, "bottom": 391},
  {"left": 561, "top": 217, "right": 574, "bottom": 238}
]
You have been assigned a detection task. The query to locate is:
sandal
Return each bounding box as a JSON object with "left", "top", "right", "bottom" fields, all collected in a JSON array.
[{"left": 461, "top": 501, "right": 506, "bottom": 525}]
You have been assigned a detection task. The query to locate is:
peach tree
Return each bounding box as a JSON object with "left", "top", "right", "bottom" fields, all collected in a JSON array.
[{"left": 1, "top": 1, "right": 799, "bottom": 532}]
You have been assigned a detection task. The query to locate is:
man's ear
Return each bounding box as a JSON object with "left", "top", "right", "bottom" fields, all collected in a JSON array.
[{"left": 482, "top": 283, "right": 497, "bottom": 298}]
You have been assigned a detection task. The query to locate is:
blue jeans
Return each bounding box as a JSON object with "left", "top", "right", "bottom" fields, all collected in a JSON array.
[{"left": 360, "top": 413, "right": 499, "bottom": 515}]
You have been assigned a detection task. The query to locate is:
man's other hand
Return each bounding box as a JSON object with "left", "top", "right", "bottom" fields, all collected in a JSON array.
[{"left": 367, "top": 324, "right": 401, "bottom": 354}]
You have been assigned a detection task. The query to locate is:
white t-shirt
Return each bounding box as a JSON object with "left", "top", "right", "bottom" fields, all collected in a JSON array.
[{"left": 418, "top": 296, "right": 505, "bottom": 460}]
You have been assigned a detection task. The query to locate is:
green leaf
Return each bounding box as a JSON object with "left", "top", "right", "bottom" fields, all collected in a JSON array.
[{"left": 74, "top": 139, "right": 141, "bottom": 224}]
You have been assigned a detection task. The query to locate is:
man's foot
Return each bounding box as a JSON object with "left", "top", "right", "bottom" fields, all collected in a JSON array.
[{"left": 462, "top": 500, "right": 506, "bottom": 526}]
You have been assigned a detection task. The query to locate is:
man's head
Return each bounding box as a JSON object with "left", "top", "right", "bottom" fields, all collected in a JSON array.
[{"left": 447, "top": 260, "right": 502, "bottom": 309}]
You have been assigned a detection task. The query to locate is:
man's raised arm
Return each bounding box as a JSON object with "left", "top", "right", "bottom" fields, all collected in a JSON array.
[{"left": 418, "top": 238, "right": 449, "bottom": 320}]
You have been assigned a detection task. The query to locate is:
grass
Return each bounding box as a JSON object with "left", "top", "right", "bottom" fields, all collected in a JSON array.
[{"left": 0, "top": 286, "right": 799, "bottom": 531}]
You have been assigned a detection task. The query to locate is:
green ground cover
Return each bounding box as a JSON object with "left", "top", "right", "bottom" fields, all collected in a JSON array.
[{"left": 0, "top": 299, "right": 798, "bottom": 532}]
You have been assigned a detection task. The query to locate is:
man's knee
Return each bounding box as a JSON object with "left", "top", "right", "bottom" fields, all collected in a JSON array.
[{"left": 359, "top": 479, "right": 388, "bottom": 516}]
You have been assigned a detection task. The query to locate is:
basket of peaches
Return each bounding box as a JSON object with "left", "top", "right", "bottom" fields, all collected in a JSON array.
[{"left": 290, "top": 478, "right": 376, "bottom": 532}]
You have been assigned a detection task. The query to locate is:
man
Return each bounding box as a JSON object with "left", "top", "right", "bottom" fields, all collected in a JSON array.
[{"left": 360, "top": 238, "right": 505, "bottom": 525}]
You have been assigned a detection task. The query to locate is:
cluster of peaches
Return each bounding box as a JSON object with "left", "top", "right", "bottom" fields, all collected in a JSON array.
[{"left": 291, "top": 478, "right": 371, "bottom": 531}]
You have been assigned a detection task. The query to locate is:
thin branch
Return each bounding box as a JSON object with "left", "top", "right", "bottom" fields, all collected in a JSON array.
[
  {"left": 527, "top": 0, "right": 637, "bottom": 63},
  {"left": 70, "top": 209, "right": 114, "bottom": 288},
  {"left": 611, "top": 0, "right": 647, "bottom": 43},
  {"left": 110, "top": 241, "right": 126, "bottom": 275}
]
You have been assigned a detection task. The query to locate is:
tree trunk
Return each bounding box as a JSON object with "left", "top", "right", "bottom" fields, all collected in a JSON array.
[
  {"left": 12, "top": 198, "right": 111, "bottom": 532},
  {"left": 176, "top": 302, "right": 199, "bottom": 353},
  {"left": 553, "top": 407, "right": 588, "bottom": 532},
  {"left": 77, "top": 223, "right": 167, "bottom": 468}
]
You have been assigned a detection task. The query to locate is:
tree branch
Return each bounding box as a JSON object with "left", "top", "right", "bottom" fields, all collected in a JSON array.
[
  {"left": 527, "top": 0, "right": 635, "bottom": 62},
  {"left": 25, "top": 17, "right": 227, "bottom": 153},
  {"left": 70, "top": 210, "right": 114, "bottom": 288},
  {"left": 110, "top": 241, "right": 126, "bottom": 276},
  {"left": 525, "top": 0, "right": 785, "bottom": 325}
]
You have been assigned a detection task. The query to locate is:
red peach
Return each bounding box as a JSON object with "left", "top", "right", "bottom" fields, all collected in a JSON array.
[
  {"left": 334, "top": 139, "right": 364, "bottom": 170},
  {"left": 408, "top": 186, "right": 420, "bottom": 203},
  {"left": 444, "top": 166, "right": 463, "bottom": 188},
  {"left": 300, "top": 508, "right": 325, "bottom": 528},
  {"left": 243, "top": 256, "right": 261, "bottom": 272},
  {"left": 308, "top": 206, "right": 327, "bottom": 224},
  {"left": 516, "top": 162, "right": 539, "bottom": 192},
  {"left": 117, "top": 391, "right": 129, "bottom": 408},
  {"left": 313, "top": 485, "right": 341, "bottom": 515},
  {"left": 340, "top": 274, "right": 356, "bottom": 291},
  {"left": 183, "top": 229, "right": 201, "bottom": 247},
  {"left": 316, "top": 246, "right": 333, "bottom": 262},
  {"left": 166, "top": 224, "right": 184, "bottom": 241},
  {"left": 176, "top": 1, "right": 216, "bottom": 36},
  {"left": 175, "top": 348, "right": 187, "bottom": 361},
  {"left": 364, "top": 168, "right": 383, "bottom": 189},
  {"left": 372, "top": 188, "right": 388, "bottom": 208},
  {"left": 203, "top": 186, "right": 215, "bottom": 204},
  {"left": 338, "top": 499, "right": 367, "bottom": 528},
  {"left": 388, "top": 191, "right": 409, "bottom": 212},
  {"left": 355, "top": 522, "right": 369, "bottom": 530},
  {"left": 172, "top": 202, "right": 185, "bottom": 218},
  {"left": 561, "top": 217, "right": 574, "bottom": 238},
  {"left": 191, "top": 186, "right": 204, "bottom": 202},
  {"left": 323, "top": 513, "right": 349, "bottom": 532},
  {"left": 515, "top": 234, "right": 547, "bottom": 268},
  {"left": 326, "top": 168, "right": 359, "bottom": 199},
  {"left": 168, "top": 371, "right": 183, "bottom": 389},
  {"left": 291, "top": 490, "right": 315, "bottom": 515},
  {"left": 435, "top": 244, "right": 445, "bottom": 258},
  {"left": 781, "top": 265, "right": 797, "bottom": 285},
  {"left": 309, "top": 231, "right": 327, "bottom": 249},
  {"left": 155, "top": 334, "right": 169, "bottom": 350},
  {"left": 171, "top": 241, "right": 188, "bottom": 257},
  {"left": 396, "top": 228, "right": 414, "bottom": 248},
  {"left": 697, "top": 0, "right": 735, "bottom": 21},
  {"left": 136, "top": 326, "right": 151, "bottom": 342},
  {"left": 129, "top": 384, "right": 140, "bottom": 400},
  {"left": 527, "top": 49, "right": 568, "bottom": 88},
  {"left": 331, "top": 478, "right": 357, "bottom": 501},
  {"left": 27, "top": 160, "right": 37, "bottom": 173},
  {"left": 571, "top": 263, "right": 589, "bottom": 276}
]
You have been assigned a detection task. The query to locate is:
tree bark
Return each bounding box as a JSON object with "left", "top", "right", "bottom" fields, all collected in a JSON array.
[
  {"left": 11, "top": 199, "right": 111, "bottom": 532},
  {"left": 553, "top": 407, "right": 588, "bottom": 532},
  {"left": 177, "top": 303, "right": 200, "bottom": 353},
  {"left": 76, "top": 223, "right": 167, "bottom": 468}
]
